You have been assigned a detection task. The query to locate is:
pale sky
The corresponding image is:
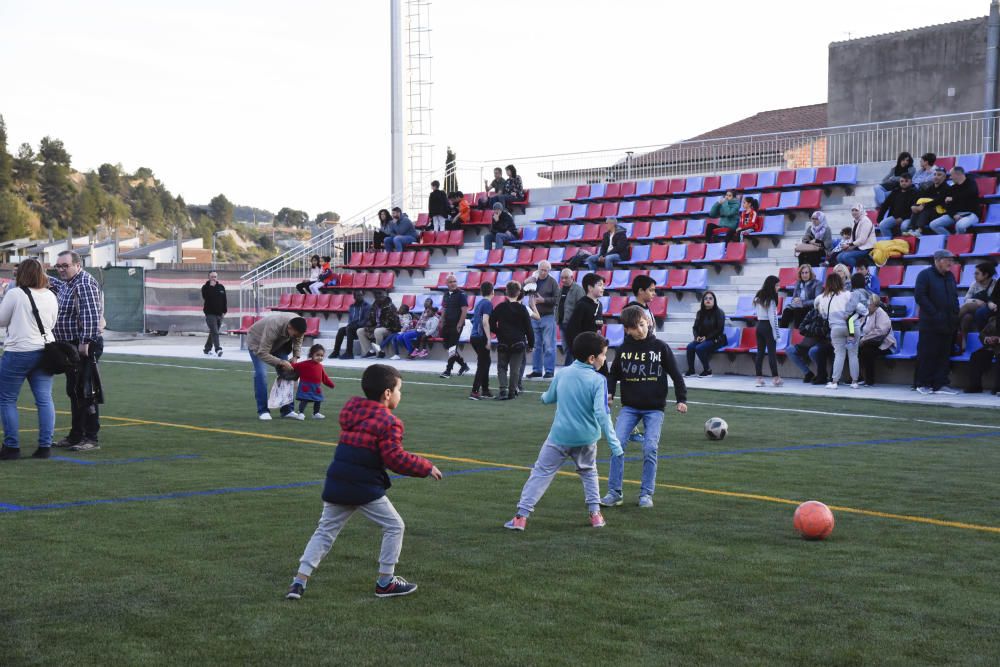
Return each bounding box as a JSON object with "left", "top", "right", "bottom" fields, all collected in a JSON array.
[{"left": 0, "top": 0, "right": 987, "bottom": 219}]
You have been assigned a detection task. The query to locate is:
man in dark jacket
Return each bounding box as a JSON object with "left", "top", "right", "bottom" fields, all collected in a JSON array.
[
  {"left": 483, "top": 203, "right": 517, "bottom": 249},
  {"left": 332, "top": 291, "right": 371, "bottom": 360},
  {"left": 359, "top": 290, "right": 401, "bottom": 358},
  {"left": 563, "top": 272, "right": 605, "bottom": 366},
  {"left": 586, "top": 217, "right": 631, "bottom": 271},
  {"left": 907, "top": 167, "right": 949, "bottom": 235},
  {"left": 201, "top": 270, "right": 227, "bottom": 356},
  {"left": 385, "top": 208, "right": 418, "bottom": 252},
  {"left": 928, "top": 166, "right": 981, "bottom": 235},
  {"left": 965, "top": 314, "right": 1000, "bottom": 394},
  {"left": 428, "top": 180, "right": 451, "bottom": 232},
  {"left": 558, "top": 268, "right": 585, "bottom": 366},
  {"left": 915, "top": 250, "right": 960, "bottom": 394},
  {"left": 876, "top": 174, "right": 920, "bottom": 238}
]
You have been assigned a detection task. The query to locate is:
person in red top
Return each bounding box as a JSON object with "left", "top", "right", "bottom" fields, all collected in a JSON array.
[
  {"left": 735, "top": 196, "right": 763, "bottom": 241},
  {"left": 291, "top": 344, "right": 335, "bottom": 419},
  {"left": 286, "top": 364, "right": 442, "bottom": 600},
  {"left": 448, "top": 191, "right": 470, "bottom": 230}
]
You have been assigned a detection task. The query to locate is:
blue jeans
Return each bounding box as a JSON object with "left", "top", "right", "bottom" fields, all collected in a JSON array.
[
  {"left": 586, "top": 253, "right": 623, "bottom": 271},
  {"left": 838, "top": 249, "right": 871, "bottom": 268},
  {"left": 531, "top": 314, "right": 556, "bottom": 374},
  {"left": 249, "top": 350, "right": 292, "bottom": 416},
  {"left": 0, "top": 349, "right": 55, "bottom": 449},
  {"left": 873, "top": 184, "right": 889, "bottom": 207},
  {"left": 878, "top": 216, "right": 909, "bottom": 237},
  {"left": 607, "top": 406, "right": 665, "bottom": 498},
  {"left": 685, "top": 339, "right": 721, "bottom": 372},
  {"left": 385, "top": 235, "right": 416, "bottom": 252},
  {"left": 789, "top": 341, "right": 829, "bottom": 380},
  {"left": 561, "top": 325, "right": 574, "bottom": 366},
  {"left": 928, "top": 212, "right": 979, "bottom": 236},
  {"left": 483, "top": 231, "right": 515, "bottom": 250}
]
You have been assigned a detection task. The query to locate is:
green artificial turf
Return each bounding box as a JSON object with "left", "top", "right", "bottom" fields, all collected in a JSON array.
[{"left": 0, "top": 354, "right": 998, "bottom": 666}]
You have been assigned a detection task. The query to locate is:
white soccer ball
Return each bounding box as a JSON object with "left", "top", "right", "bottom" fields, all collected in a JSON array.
[{"left": 705, "top": 417, "right": 728, "bottom": 441}]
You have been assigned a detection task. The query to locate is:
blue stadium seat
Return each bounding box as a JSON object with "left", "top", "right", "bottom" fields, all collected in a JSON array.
[
  {"left": 682, "top": 176, "right": 704, "bottom": 194},
  {"left": 950, "top": 333, "right": 984, "bottom": 361},
  {"left": 496, "top": 249, "right": 518, "bottom": 267},
  {"left": 512, "top": 227, "right": 537, "bottom": 245},
  {"left": 813, "top": 267, "right": 826, "bottom": 284},
  {"left": 584, "top": 183, "right": 606, "bottom": 202},
  {"left": 730, "top": 295, "right": 756, "bottom": 322},
  {"left": 775, "top": 191, "right": 800, "bottom": 211},
  {"left": 599, "top": 295, "right": 611, "bottom": 313},
  {"left": 677, "top": 269, "right": 709, "bottom": 291},
  {"left": 886, "top": 331, "right": 917, "bottom": 359},
  {"left": 720, "top": 326, "right": 741, "bottom": 351},
  {"left": 648, "top": 269, "right": 668, "bottom": 285},
  {"left": 678, "top": 219, "right": 706, "bottom": 239},
  {"left": 570, "top": 203, "right": 588, "bottom": 221},
  {"left": 609, "top": 270, "right": 631, "bottom": 290},
  {"left": 825, "top": 164, "right": 858, "bottom": 187},
  {"left": 641, "top": 220, "right": 668, "bottom": 240},
  {"left": 547, "top": 247, "right": 565, "bottom": 265},
  {"left": 667, "top": 198, "right": 686, "bottom": 216},
  {"left": 957, "top": 264, "right": 977, "bottom": 288},
  {"left": 629, "top": 180, "right": 653, "bottom": 200},
  {"left": 564, "top": 225, "right": 584, "bottom": 243},
  {"left": 955, "top": 153, "right": 984, "bottom": 174},
  {"left": 718, "top": 173, "right": 739, "bottom": 192},
  {"left": 617, "top": 201, "right": 635, "bottom": 218},
  {"left": 911, "top": 235, "right": 946, "bottom": 258},
  {"left": 753, "top": 171, "right": 777, "bottom": 191},
  {"left": 661, "top": 244, "right": 687, "bottom": 265},
  {"left": 750, "top": 328, "right": 790, "bottom": 354},
  {"left": 618, "top": 222, "right": 633, "bottom": 237},
  {"left": 750, "top": 215, "right": 785, "bottom": 239},
  {"left": 622, "top": 245, "right": 650, "bottom": 266},
  {"left": 962, "top": 232, "right": 1000, "bottom": 257},
  {"left": 694, "top": 242, "right": 726, "bottom": 264},
  {"left": 893, "top": 265, "right": 925, "bottom": 290},
  {"left": 531, "top": 206, "right": 557, "bottom": 224},
  {"left": 605, "top": 324, "right": 625, "bottom": 348},
  {"left": 791, "top": 168, "right": 817, "bottom": 188},
  {"left": 496, "top": 270, "right": 513, "bottom": 286},
  {"left": 471, "top": 249, "right": 489, "bottom": 267}
]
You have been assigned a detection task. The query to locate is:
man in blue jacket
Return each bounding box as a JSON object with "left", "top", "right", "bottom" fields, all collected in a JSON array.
[
  {"left": 331, "top": 291, "right": 371, "bottom": 360},
  {"left": 914, "top": 250, "right": 960, "bottom": 395}
]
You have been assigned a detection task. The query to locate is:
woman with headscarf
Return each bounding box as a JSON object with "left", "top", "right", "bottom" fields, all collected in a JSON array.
[
  {"left": 797, "top": 211, "right": 832, "bottom": 267},
  {"left": 837, "top": 204, "right": 876, "bottom": 269}
]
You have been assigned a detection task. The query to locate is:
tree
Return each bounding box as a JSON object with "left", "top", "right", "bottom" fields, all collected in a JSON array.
[
  {"left": 38, "top": 136, "right": 71, "bottom": 166},
  {"left": 0, "top": 191, "right": 31, "bottom": 238},
  {"left": 98, "top": 163, "right": 122, "bottom": 195},
  {"left": 275, "top": 207, "right": 309, "bottom": 226},
  {"left": 133, "top": 166, "right": 154, "bottom": 181},
  {"left": 0, "top": 115, "right": 13, "bottom": 190},
  {"left": 12, "top": 143, "right": 37, "bottom": 183},
  {"left": 209, "top": 193, "right": 234, "bottom": 229},
  {"left": 39, "top": 162, "right": 75, "bottom": 228},
  {"left": 314, "top": 211, "right": 340, "bottom": 224},
  {"left": 132, "top": 183, "right": 164, "bottom": 226}
]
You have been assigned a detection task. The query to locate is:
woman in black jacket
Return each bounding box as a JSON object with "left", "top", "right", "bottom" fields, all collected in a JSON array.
[{"left": 685, "top": 291, "right": 727, "bottom": 377}]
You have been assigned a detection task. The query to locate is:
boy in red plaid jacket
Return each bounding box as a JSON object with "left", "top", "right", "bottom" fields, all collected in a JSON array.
[{"left": 286, "top": 364, "right": 442, "bottom": 600}]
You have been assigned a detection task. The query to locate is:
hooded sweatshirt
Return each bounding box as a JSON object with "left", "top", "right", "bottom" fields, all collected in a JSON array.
[{"left": 609, "top": 334, "right": 687, "bottom": 411}]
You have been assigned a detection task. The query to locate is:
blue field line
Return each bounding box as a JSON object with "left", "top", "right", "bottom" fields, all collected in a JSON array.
[
  {"left": 50, "top": 454, "right": 202, "bottom": 466},
  {"left": 0, "top": 466, "right": 516, "bottom": 514}
]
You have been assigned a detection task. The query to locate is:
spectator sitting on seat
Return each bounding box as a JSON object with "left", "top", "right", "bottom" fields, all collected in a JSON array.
[
  {"left": 858, "top": 293, "right": 896, "bottom": 387},
  {"left": 827, "top": 228, "right": 853, "bottom": 266},
  {"left": 484, "top": 203, "right": 517, "bottom": 250},
  {"left": 873, "top": 151, "right": 915, "bottom": 206},
  {"left": 833, "top": 262, "right": 852, "bottom": 289},
  {"left": 385, "top": 207, "right": 418, "bottom": 252},
  {"left": 359, "top": 290, "right": 401, "bottom": 359},
  {"left": 854, "top": 259, "right": 881, "bottom": 295},
  {"left": 912, "top": 152, "right": 938, "bottom": 190},
  {"left": 586, "top": 217, "right": 631, "bottom": 271},
  {"left": 484, "top": 167, "right": 506, "bottom": 201},
  {"left": 428, "top": 180, "right": 450, "bottom": 232},
  {"left": 780, "top": 264, "right": 820, "bottom": 329},
  {"left": 906, "top": 166, "right": 949, "bottom": 236},
  {"left": 914, "top": 249, "right": 960, "bottom": 395},
  {"left": 384, "top": 304, "right": 413, "bottom": 360},
  {"left": 705, "top": 190, "right": 741, "bottom": 241},
  {"left": 965, "top": 313, "right": 1000, "bottom": 395},
  {"left": 837, "top": 204, "right": 877, "bottom": 269},
  {"left": 297, "top": 255, "right": 322, "bottom": 294},
  {"left": 685, "top": 291, "right": 726, "bottom": 377},
  {"left": 558, "top": 268, "right": 585, "bottom": 367},
  {"left": 373, "top": 209, "right": 392, "bottom": 250},
  {"left": 958, "top": 262, "right": 999, "bottom": 352},
  {"left": 735, "top": 196, "right": 763, "bottom": 242},
  {"left": 331, "top": 290, "right": 371, "bottom": 360},
  {"left": 448, "top": 191, "right": 470, "bottom": 230},
  {"left": 928, "top": 166, "right": 980, "bottom": 236},
  {"left": 402, "top": 302, "right": 439, "bottom": 359},
  {"left": 488, "top": 164, "right": 524, "bottom": 209},
  {"left": 310, "top": 256, "right": 335, "bottom": 294},
  {"left": 877, "top": 173, "right": 919, "bottom": 238},
  {"left": 797, "top": 211, "right": 832, "bottom": 267}
]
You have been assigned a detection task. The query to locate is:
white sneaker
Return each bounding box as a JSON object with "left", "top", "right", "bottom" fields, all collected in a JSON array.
[
  {"left": 258, "top": 413, "right": 272, "bottom": 421},
  {"left": 390, "top": 354, "right": 401, "bottom": 360},
  {"left": 850, "top": 382, "right": 859, "bottom": 389},
  {"left": 283, "top": 411, "right": 305, "bottom": 421},
  {"left": 825, "top": 382, "right": 838, "bottom": 389},
  {"left": 371, "top": 343, "right": 381, "bottom": 354},
  {"left": 313, "top": 413, "right": 325, "bottom": 420}
]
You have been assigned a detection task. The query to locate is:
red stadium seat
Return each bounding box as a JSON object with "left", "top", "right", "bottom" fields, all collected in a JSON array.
[
  {"left": 815, "top": 166, "right": 837, "bottom": 183},
  {"left": 665, "top": 220, "right": 687, "bottom": 238},
  {"left": 649, "top": 296, "right": 667, "bottom": 319},
  {"left": 719, "top": 242, "right": 747, "bottom": 264},
  {"left": 778, "top": 267, "right": 798, "bottom": 290},
  {"left": 601, "top": 183, "right": 621, "bottom": 201},
  {"left": 377, "top": 272, "right": 395, "bottom": 290},
  {"left": 774, "top": 169, "right": 796, "bottom": 189},
  {"left": 935, "top": 156, "right": 956, "bottom": 172},
  {"left": 647, "top": 244, "right": 669, "bottom": 264},
  {"left": 630, "top": 221, "right": 651, "bottom": 239},
  {"left": 631, "top": 200, "right": 652, "bottom": 219},
  {"left": 582, "top": 223, "right": 603, "bottom": 243},
  {"left": 386, "top": 251, "right": 402, "bottom": 267},
  {"left": 606, "top": 296, "right": 628, "bottom": 317},
  {"left": 372, "top": 252, "right": 389, "bottom": 268},
  {"left": 303, "top": 317, "right": 321, "bottom": 338},
  {"left": 314, "top": 293, "right": 334, "bottom": 312},
  {"left": 530, "top": 247, "right": 549, "bottom": 265},
  {"left": 274, "top": 293, "right": 293, "bottom": 310},
  {"left": 947, "top": 234, "right": 974, "bottom": 256},
  {"left": 649, "top": 199, "right": 669, "bottom": 218},
  {"left": 879, "top": 265, "right": 904, "bottom": 288},
  {"left": 797, "top": 189, "right": 823, "bottom": 210},
  {"left": 738, "top": 172, "right": 758, "bottom": 190},
  {"left": 412, "top": 251, "right": 430, "bottom": 268},
  {"left": 329, "top": 294, "right": 346, "bottom": 312},
  {"left": 569, "top": 185, "right": 590, "bottom": 203},
  {"left": 759, "top": 192, "right": 781, "bottom": 210},
  {"left": 666, "top": 269, "right": 688, "bottom": 289},
  {"left": 534, "top": 227, "right": 553, "bottom": 245},
  {"left": 649, "top": 179, "right": 670, "bottom": 199},
  {"left": 301, "top": 294, "right": 319, "bottom": 311},
  {"left": 416, "top": 213, "right": 429, "bottom": 229},
  {"left": 668, "top": 178, "right": 686, "bottom": 194},
  {"left": 599, "top": 202, "right": 618, "bottom": 218},
  {"left": 684, "top": 243, "right": 707, "bottom": 262},
  {"left": 464, "top": 272, "right": 482, "bottom": 291},
  {"left": 619, "top": 182, "right": 637, "bottom": 199},
  {"left": 684, "top": 197, "right": 705, "bottom": 215},
  {"left": 399, "top": 251, "right": 416, "bottom": 268},
  {"left": 583, "top": 203, "right": 603, "bottom": 221},
  {"left": 550, "top": 226, "right": 569, "bottom": 243},
  {"left": 727, "top": 327, "right": 757, "bottom": 353}
]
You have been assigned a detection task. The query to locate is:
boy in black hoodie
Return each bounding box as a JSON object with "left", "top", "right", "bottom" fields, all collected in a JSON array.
[
  {"left": 490, "top": 280, "right": 535, "bottom": 400},
  {"left": 600, "top": 306, "right": 687, "bottom": 509}
]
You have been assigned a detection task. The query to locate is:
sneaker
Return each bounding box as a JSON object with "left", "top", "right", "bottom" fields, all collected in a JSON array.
[
  {"left": 468, "top": 392, "right": 482, "bottom": 401},
  {"left": 825, "top": 382, "right": 838, "bottom": 389},
  {"left": 684, "top": 369, "right": 695, "bottom": 377},
  {"left": 216, "top": 350, "right": 223, "bottom": 357},
  {"left": 69, "top": 439, "right": 100, "bottom": 452},
  {"left": 54, "top": 437, "right": 79, "bottom": 448},
  {"left": 481, "top": 390, "right": 494, "bottom": 399},
  {"left": 375, "top": 575, "right": 418, "bottom": 598},
  {"left": 863, "top": 382, "right": 876, "bottom": 387},
  {"left": 628, "top": 431, "right": 644, "bottom": 442},
  {"left": 377, "top": 352, "right": 386, "bottom": 359},
  {"left": 504, "top": 515, "right": 527, "bottom": 531},
  {"left": 258, "top": 412, "right": 272, "bottom": 421},
  {"left": 599, "top": 492, "right": 623, "bottom": 507},
  {"left": 362, "top": 351, "right": 377, "bottom": 359},
  {"left": 439, "top": 371, "right": 451, "bottom": 379},
  {"left": 31, "top": 447, "right": 51, "bottom": 459},
  {"left": 755, "top": 378, "right": 765, "bottom": 387},
  {"left": 811, "top": 378, "right": 828, "bottom": 385},
  {"left": 203, "top": 349, "right": 211, "bottom": 355},
  {"left": 458, "top": 365, "right": 470, "bottom": 377},
  {"left": 0, "top": 446, "right": 21, "bottom": 461},
  {"left": 699, "top": 369, "right": 713, "bottom": 378},
  {"left": 543, "top": 372, "right": 554, "bottom": 379},
  {"left": 371, "top": 343, "right": 381, "bottom": 355},
  {"left": 802, "top": 371, "right": 816, "bottom": 383},
  {"left": 390, "top": 354, "right": 401, "bottom": 361},
  {"left": 312, "top": 413, "right": 325, "bottom": 420},
  {"left": 285, "top": 582, "right": 305, "bottom": 600},
  {"left": 916, "top": 386, "right": 934, "bottom": 395},
  {"left": 850, "top": 382, "right": 859, "bottom": 389},
  {"left": 283, "top": 411, "right": 305, "bottom": 421},
  {"left": 638, "top": 495, "right": 654, "bottom": 509},
  {"left": 494, "top": 391, "right": 509, "bottom": 401},
  {"left": 526, "top": 371, "right": 543, "bottom": 379},
  {"left": 338, "top": 354, "right": 355, "bottom": 360},
  {"left": 934, "top": 386, "right": 961, "bottom": 395},
  {"left": 590, "top": 512, "right": 606, "bottom": 528}
]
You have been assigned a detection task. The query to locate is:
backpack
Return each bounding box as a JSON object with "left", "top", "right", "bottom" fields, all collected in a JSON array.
[{"left": 566, "top": 250, "right": 590, "bottom": 271}]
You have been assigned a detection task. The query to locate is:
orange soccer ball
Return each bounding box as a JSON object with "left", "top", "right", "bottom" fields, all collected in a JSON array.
[{"left": 793, "top": 501, "right": 835, "bottom": 540}]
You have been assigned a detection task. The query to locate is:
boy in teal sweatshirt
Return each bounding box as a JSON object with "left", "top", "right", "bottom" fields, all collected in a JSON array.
[{"left": 504, "top": 331, "right": 623, "bottom": 531}]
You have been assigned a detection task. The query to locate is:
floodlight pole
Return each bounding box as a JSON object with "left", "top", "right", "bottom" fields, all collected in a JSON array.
[{"left": 390, "top": 0, "right": 404, "bottom": 209}]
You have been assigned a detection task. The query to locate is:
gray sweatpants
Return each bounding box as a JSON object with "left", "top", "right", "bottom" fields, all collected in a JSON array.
[
  {"left": 516, "top": 440, "right": 600, "bottom": 516},
  {"left": 297, "top": 497, "right": 404, "bottom": 576},
  {"left": 204, "top": 314, "right": 223, "bottom": 352}
]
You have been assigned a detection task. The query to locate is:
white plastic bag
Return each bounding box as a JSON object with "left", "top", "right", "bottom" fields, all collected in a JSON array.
[{"left": 268, "top": 377, "right": 296, "bottom": 409}]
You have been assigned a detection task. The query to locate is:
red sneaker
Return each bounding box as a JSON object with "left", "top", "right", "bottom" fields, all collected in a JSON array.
[
  {"left": 504, "top": 515, "right": 527, "bottom": 531},
  {"left": 590, "top": 511, "right": 606, "bottom": 528}
]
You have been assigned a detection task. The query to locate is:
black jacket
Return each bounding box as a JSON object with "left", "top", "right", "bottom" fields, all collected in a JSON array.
[
  {"left": 691, "top": 307, "right": 726, "bottom": 342},
  {"left": 609, "top": 335, "right": 687, "bottom": 410},
  {"left": 428, "top": 189, "right": 451, "bottom": 217},
  {"left": 878, "top": 186, "right": 920, "bottom": 221},
  {"left": 491, "top": 210, "right": 516, "bottom": 235},
  {"left": 945, "top": 178, "right": 980, "bottom": 216},
  {"left": 490, "top": 300, "right": 535, "bottom": 348},
  {"left": 915, "top": 266, "right": 959, "bottom": 334},
  {"left": 564, "top": 296, "right": 604, "bottom": 350},
  {"left": 598, "top": 228, "right": 631, "bottom": 260},
  {"left": 201, "top": 281, "right": 227, "bottom": 316},
  {"left": 920, "top": 181, "right": 950, "bottom": 210}
]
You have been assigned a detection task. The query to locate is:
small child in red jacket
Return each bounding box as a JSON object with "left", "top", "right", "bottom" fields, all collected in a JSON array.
[{"left": 292, "top": 344, "right": 335, "bottom": 419}]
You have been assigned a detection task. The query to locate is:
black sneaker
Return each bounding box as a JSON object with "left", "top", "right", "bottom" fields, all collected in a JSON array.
[
  {"left": 439, "top": 371, "right": 451, "bottom": 379},
  {"left": 684, "top": 370, "right": 695, "bottom": 377},
  {"left": 362, "top": 351, "right": 377, "bottom": 359},
  {"left": 216, "top": 350, "right": 223, "bottom": 357},
  {"left": 286, "top": 582, "right": 305, "bottom": 600},
  {"left": 375, "top": 576, "right": 418, "bottom": 598},
  {"left": 54, "top": 437, "right": 79, "bottom": 448},
  {"left": 69, "top": 439, "right": 100, "bottom": 453},
  {"left": 802, "top": 371, "right": 816, "bottom": 383},
  {"left": 31, "top": 447, "right": 51, "bottom": 459},
  {"left": 526, "top": 371, "right": 542, "bottom": 379},
  {"left": 494, "top": 391, "right": 509, "bottom": 401},
  {"left": 458, "top": 365, "right": 470, "bottom": 377},
  {"left": 0, "top": 446, "right": 21, "bottom": 461},
  {"left": 698, "top": 369, "right": 713, "bottom": 378},
  {"left": 203, "top": 349, "right": 211, "bottom": 355},
  {"left": 481, "top": 390, "right": 494, "bottom": 399},
  {"left": 543, "top": 372, "right": 554, "bottom": 379},
  {"left": 339, "top": 354, "right": 355, "bottom": 360},
  {"left": 377, "top": 352, "right": 386, "bottom": 359}
]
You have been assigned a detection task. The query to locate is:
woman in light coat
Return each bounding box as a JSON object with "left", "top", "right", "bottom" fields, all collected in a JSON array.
[
  {"left": 858, "top": 294, "right": 896, "bottom": 387},
  {"left": 816, "top": 272, "right": 858, "bottom": 389}
]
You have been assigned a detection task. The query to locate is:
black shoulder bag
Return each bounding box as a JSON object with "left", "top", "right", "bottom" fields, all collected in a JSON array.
[{"left": 21, "top": 287, "right": 80, "bottom": 375}]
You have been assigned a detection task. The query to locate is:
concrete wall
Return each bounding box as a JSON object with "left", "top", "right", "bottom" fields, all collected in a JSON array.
[{"left": 828, "top": 17, "right": 988, "bottom": 127}]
